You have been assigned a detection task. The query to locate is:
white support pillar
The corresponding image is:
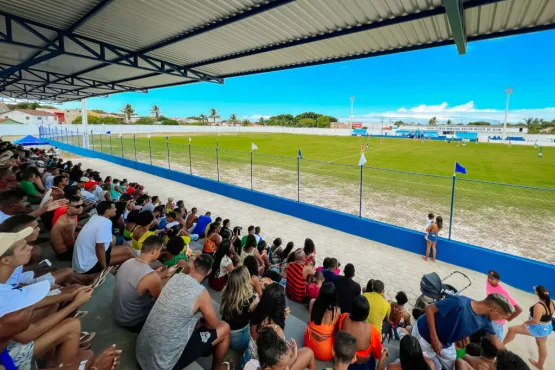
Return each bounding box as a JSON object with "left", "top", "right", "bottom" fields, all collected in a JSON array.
[
  {"left": 503, "top": 88, "right": 513, "bottom": 141},
  {"left": 81, "top": 99, "right": 89, "bottom": 148}
]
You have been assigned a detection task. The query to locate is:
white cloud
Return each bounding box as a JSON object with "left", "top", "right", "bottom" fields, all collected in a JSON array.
[
  {"left": 341, "top": 101, "right": 555, "bottom": 124},
  {"left": 246, "top": 114, "right": 271, "bottom": 120}
]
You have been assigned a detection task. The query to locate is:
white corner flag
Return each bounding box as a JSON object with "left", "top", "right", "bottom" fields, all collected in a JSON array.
[
  {"left": 251, "top": 143, "right": 258, "bottom": 151},
  {"left": 358, "top": 153, "right": 367, "bottom": 166},
  {"left": 147, "top": 133, "right": 151, "bottom": 139},
  {"left": 189, "top": 137, "right": 192, "bottom": 143}
]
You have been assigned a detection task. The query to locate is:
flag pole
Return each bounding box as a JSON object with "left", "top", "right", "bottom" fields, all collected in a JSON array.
[{"left": 449, "top": 162, "right": 456, "bottom": 240}]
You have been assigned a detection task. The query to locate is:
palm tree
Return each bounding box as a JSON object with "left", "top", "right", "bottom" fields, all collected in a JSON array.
[
  {"left": 259, "top": 117, "right": 266, "bottom": 125},
  {"left": 229, "top": 114, "right": 238, "bottom": 124},
  {"left": 242, "top": 119, "right": 251, "bottom": 126},
  {"left": 209, "top": 108, "right": 219, "bottom": 123},
  {"left": 199, "top": 113, "right": 207, "bottom": 123},
  {"left": 120, "top": 103, "right": 135, "bottom": 124},
  {"left": 522, "top": 117, "right": 533, "bottom": 129},
  {"left": 446, "top": 119, "right": 452, "bottom": 125},
  {"left": 150, "top": 105, "right": 161, "bottom": 119},
  {"left": 428, "top": 116, "right": 438, "bottom": 125}
]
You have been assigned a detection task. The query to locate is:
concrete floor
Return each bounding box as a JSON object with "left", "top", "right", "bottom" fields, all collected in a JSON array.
[{"left": 54, "top": 156, "right": 555, "bottom": 369}]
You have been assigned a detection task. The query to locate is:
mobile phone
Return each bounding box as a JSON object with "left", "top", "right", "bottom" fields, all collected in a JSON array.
[
  {"left": 175, "top": 266, "right": 184, "bottom": 275},
  {"left": 39, "top": 259, "right": 52, "bottom": 268}
]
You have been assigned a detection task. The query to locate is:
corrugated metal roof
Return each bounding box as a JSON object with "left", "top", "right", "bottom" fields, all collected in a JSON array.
[{"left": 0, "top": 0, "right": 553, "bottom": 102}]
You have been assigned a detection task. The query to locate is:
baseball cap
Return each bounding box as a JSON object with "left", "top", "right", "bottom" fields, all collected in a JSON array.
[
  {"left": 488, "top": 270, "right": 500, "bottom": 280},
  {"left": 80, "top": 177, "right": 90, "bottom": 182},
  {"left": 126, "top": 186, "right": 136, "bottom": 195},
  {"left": 0, "top": 227, "right": 34, "bottom": 256},
  {"left": 0, "top": 280, "right": 50, "bottom": 317},
  {"left": 84, "top": 181, "right": 98, "bottom": 191}
]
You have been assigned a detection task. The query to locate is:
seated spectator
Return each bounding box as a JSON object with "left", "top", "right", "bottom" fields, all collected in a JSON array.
[
  {"left": 162, "top": 235, "right": 193, "bottom": 270},
  {"left": 495, "top": 350, "right": 531, "bottom": 370},
  {"left": 109, "top": 179, "right": 125, "bottom": 200},
  {"left": 386, "top": 335, "right": 433, "bottom": 370},
  {"left": 329, "top": 331, "right": 358, "bottom": 370},
  {"left": 305, "top": 282, "right": 341, "bottom": 361},
  {"left": 50, "top": 175, "right": 69, "bottom": 200},
  {"left": 205, "top": 216, "right": 222, "bottom": 237},
  {"left": 165, "top": 197, "right": 175, "bottom": 213},
  {"left": 254, "top": 226, "right": 263, "bottom": 242},
  {"left": 317, "top": 257, "right": 341, "bottom": 275},
  {"left": 270, "top": 237, "right": 283, "bottom": 264},
  {"left": 285, "top": 249, "right": 315, "bottom": 302},
  {"left": 176, "top": 200, "right": 187, "bottom": 216},
  {"left": 203, "top": 222, "right": 222, "bottom": 255},
  {"left": 19, "top": 168, "right": 44, "bottom": 204},
  {"left": 412, "top": 293, "right": 513, "bottom": 370},
  {"left": 338, "top": 295, "right": 385, "bottom": 370},
  {"left": 157, "top": 211, "right": 179, "bottom": 230},
  {"left": 113, "top": 235, "right": 172, "bottom": 330},
  {"left": 220, "top": 218, "right": 232, "bottom": 237},
  {"left": 244, "top": 255, "right": 264, "bottom": 298},
  {"left": 123, "top": 209, "right": 139, "bottom": 243},
  {"left": 308, "top": 271, "right": 324, "bottom": 301},
  {"left": 131, "top": 211, "right": 157, "bottom": 256},
  {"left": 304, "top": 238, "right": 316, "bottom": 267},
  {"left": 43, "top": 167, "right": 59, "bottom": 189},
  {"left": 0, "top": 189, "right": 66, "bottom": 224},
  {"left": 241, "top": 234, "right": 268, "bottom": 274},
  {"left": 221, "top": 266, "right": 259, "bottom": 351},
  {"left": 246, "top": 327, "right": 316, "bottom": 370},
  {"left": 0, "top": 215, "right": 74, "bottom": 287},
  {"left": 321, "top": 258, "right": 340, "bottom": 283},
  {"left": 50, "top": 196, "right": 83, "bottom": 261},
  {"left": 363, "top": 280, "right": 390, "bottom": 335},
  {"left": 390, "top": 291, "right": 411, "bottom": 329},
  {"left": 277, "top": 241, "right": 295, "bottom": 274},
  {"left": 192, "top": 211, "right": 211, "bottom": 238},
  {"left": 209, "top": 239, "right": 234, "bottom": 291},
  {"left": 72, "top": 201, "right": 135, "bottom": 284},
  {"left": 241, "top": 283, "right": 289, "bottom": 368},
  {"left": 334, "top": 263, "right": 361, "bottom": 314},
  {"left": 185, "top": 207, "right": 198, "bottom": 231},
  {"left": 241, "top": 225, "right": 256, "bottom": 246},
  {"left": 136, "top": 254, "right": 231, "bottom": 370},
  {"left": 142, "top": 195, "right": 159, "bottom": 213},
  {"left": 455, "top": 336, "right": 497, "bottom": 370}
]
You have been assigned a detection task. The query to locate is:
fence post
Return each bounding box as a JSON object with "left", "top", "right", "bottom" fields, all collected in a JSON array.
[
  {"left": 216, "top": 145, "right": 220, "bottom": 182},
  {"left": 188, "top": 144, "right": 192, "bottom": 174},
  {"left": 166, "top": 137, "right": 170, "bottom": 169},
  {"left": 250, "top": 151, "right": 253, "bottom": 190},
  {"left": 297, "top": 156, "right": 300, "bottom": 202},
  {"left": 133, "top": 134, "right": 137, "bottom": 161},
  {"left": 359, "top": 165, "right": 363, "bottom": 217},
  {"left": 100, "top": 133, "right": 103, "bottom": 152},
  {"left": 77, "top": 128, "right": 80, "bottom": 147},
  {"left": 64, "top": 128, "right": 68, "bottom": 143},
  {"left": 148, "top": 136, "right": 152, "bottom": 165},
  {"left": 120, "top": 134, "right": 124, "bottom": 158},
  {"left": 109, "top": 134, "right": 113, "bottom": 155},
  {"left": 448, "top": 175, "right": 456, "bottom": 240}
]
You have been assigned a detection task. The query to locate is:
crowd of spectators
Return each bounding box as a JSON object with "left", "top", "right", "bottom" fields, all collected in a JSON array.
[{"left": 0, "top": 139, "right": 552, "bottom": 370}]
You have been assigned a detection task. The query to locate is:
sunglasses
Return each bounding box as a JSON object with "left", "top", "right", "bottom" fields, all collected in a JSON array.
[{"left": 70, "top": 204, "right": 83, "bottom": 209}]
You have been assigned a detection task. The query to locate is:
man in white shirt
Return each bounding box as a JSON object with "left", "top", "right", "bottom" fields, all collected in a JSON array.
[{"left": 72, "top": 201, "right": 135, "bottom": 284}]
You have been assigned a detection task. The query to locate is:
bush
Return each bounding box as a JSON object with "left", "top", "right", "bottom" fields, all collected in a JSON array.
[
  {"left": 161, "top": 119, "right": 179, "bottom": 125},
  {"left": 299, "top": 118, "right": 317, "bottom": 127},
  {"left": 101, "top": 116, "right": 121, "bottom": 124},
  {"left": 135, "top": 117, "right": 155, "bottom": 125},
  {"left": 72, "top": 115, "right": 102, "bottom": 124},
  {"left": 317, "top": 116, "right": 331, "bottom": 128}
]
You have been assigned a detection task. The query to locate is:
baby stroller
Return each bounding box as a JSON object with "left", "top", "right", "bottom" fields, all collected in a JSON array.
[{"left": 415, "top": 271, "right": 472, "bottom": 310}]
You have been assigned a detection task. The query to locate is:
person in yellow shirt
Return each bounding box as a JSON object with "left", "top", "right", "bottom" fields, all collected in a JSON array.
[{"left": 362, "top": 280, "right": 390, "bottom": 334}]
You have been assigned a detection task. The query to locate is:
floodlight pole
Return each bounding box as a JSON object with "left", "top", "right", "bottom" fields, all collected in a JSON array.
[
  {"left": 349, "top": 96, "right": 355, "bottom": 130},
  {"left": 80, "top": 99, "right": 89, "bottom": 148},
  {"left": 503, "top": 87, "right": 512, "bottom": 141}
]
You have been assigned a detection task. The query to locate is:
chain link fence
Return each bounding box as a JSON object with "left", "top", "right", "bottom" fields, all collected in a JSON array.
[{"left": 40, "top": 127, "right": 555, "bottom": 264}]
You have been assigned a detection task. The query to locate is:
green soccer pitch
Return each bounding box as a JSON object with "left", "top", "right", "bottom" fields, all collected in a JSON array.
[{"left": 123, "top": 133, "right": 554, "bottom": 188}]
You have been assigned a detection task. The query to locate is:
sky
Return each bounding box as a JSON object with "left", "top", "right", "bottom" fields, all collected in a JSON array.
[{"left": 58, "top": 29, "right": 555, "bottom": 124}]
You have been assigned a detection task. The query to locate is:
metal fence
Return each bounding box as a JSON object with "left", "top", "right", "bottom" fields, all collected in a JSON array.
[{"left": 40, "top": 127, "right": 555, "bottom": 265}]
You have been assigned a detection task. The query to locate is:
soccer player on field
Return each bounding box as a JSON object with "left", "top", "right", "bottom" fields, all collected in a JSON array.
[
  {"left": 508, "top": 140, "right": 512, "bottom": 148},
  {"left": 538, "top": 147, "right": 543, "bottom": 159}
]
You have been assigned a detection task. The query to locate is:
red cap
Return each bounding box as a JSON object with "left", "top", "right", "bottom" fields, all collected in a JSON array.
[
  {"left": 126, "top": 186, "right": 136, "bottom": 195},
  {"left": 83, "top": 181, "right": 98, "bottom": 190}
]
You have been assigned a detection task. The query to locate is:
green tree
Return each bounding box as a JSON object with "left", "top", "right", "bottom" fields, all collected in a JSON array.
[
  {"left": 242, "top": 119, "right": 251, "bottom": 126},
  {"left": 101, "top": 117, "right": 121, "bottom": 124},
  {"left": 446, "top": 119, "right": 452, "bottom": 125},
  {"left": 120, "top": 104, "right": 135, "bottom": 123},
  {"left": 259, "top": 117, "right": 266, "bottom": 125},
  {"left": 229, "top": 114, "right": 238, "bottom": 124},
  {"left": 135, "top": 117, "right": 155, "bottom": 125},
  {"left": 316, "top": 116, "right": 331, "bottom": 128},
  {"left": 72, "top": 115, "right": 102, "bottom": 124},
  {"left": 296, "top": 112, "right": 322, "bottom": 121},
  {"left": 428, "top": 117, "right": 438, "bottom": 125},
  {"left": 299, "top": 118, "right": 317, "bottom": 127},
  {"left": 328, "top": 116, "right": 338, "bottom": 123},
  {"left": 209, "top": 108, "right": 219, "bottom": 123},
  {"left": 161, "top": 119, "right": 179, "bottom": 125},
  {"left": 150, "top": 105, "right": 161, "bottom": 119},
  {"left": 394, "top": 120, "right": 405, "bottom": 127},
  {"left": 468, "top": 121, "right": 491, "bottom": 126}
]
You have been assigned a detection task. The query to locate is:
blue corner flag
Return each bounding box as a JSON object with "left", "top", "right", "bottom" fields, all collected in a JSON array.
[
  {"left": 165, "top": 136, "right": 168, "bottom": 140},
  {"left": 455, "top": 162, "right": 467, "bottom": 175},
  {"left": 298, "top": 149, "right": 303, "bottom": 159},
  {"left": 106, "top": 130, "right": 111, "bottom": 135}
]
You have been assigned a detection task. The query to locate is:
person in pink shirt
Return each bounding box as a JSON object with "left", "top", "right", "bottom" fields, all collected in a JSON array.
[
  {"left": 308, "top": 271, "right": 324, "bottom": 301},
  {"left": 485, "top": 270, "right": 523, "bottom": 340}
]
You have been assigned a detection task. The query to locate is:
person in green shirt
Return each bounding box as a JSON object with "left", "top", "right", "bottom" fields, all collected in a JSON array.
[
  {"left": 362, "top": 279, "right": 390, "bottom": 334},
  {"left": 162, "top": 236, "right": 191, "bottom": 272},
  {"left": 241, "top": 225, "right": 255, "bottom": 247},
  {"left": 19, "top": 168, "right": 44, "bottom": 204}
]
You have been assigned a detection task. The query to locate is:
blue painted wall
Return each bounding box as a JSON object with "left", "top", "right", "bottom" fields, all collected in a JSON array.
[{"left": 51, "top": 140, "right": 554, "bottom": 293}]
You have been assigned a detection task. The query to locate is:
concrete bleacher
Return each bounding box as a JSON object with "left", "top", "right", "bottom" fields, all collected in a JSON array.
[{"left": 37, "top": 155, "right": 554, "bottom": 369}]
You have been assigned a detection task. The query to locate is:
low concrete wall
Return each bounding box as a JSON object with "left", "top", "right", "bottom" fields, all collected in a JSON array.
[{"left": 50, "top": 139, "right": 555, "bottom": 293}]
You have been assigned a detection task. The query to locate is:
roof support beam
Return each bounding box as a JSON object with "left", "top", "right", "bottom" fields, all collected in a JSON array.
[
  {"left": 442, "top": 0, "right": 467, "bottom": 54},
  {"left": 0, "top": 52, "right": 61, "bottom": 79}
]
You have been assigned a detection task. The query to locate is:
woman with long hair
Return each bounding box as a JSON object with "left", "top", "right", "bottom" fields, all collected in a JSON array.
[
  {"left": 386, "top": 335, "right": 432, "bottom": 369},
  {"left": 304, "top": 282, "right": 341, "bottom": 361},
  {"left": 504, "top": 285, "right": 554, "bottom": 370},
  {"left": 278, "top": 241, "right": 295, "bottom": 273},
  {"left": 241, "top": 284, "right": 290, "bottom": 368},
  {"left": 131, "top": 211, "right": 156, "bottom": 256},
  {"left": 209, "top": 239, "right": 234, "bottom": 291},
  {"left": 244, "top": 255, "right": 263, "bottom": 298},
  {"left": 422, "top": 215, "right": 443, "bottom": 262},
  {"left": 304, "top": 238, "right": 316, "bottom": 267},
  {"left": 203, "top": 222, "right": 221, "bottom": 256},
  {"left": 221, "top": 266, "right": 260, "bottom": 351},
  {"left": 241, "top": 234, "right": 266, "bottom": 275},
  {"left": 123, "top": 209, "right": 139, "bottom": 245}
]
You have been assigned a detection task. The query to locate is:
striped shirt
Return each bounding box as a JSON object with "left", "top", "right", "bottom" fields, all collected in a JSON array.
[{"left": 286, "top": 262, "right": 306, "bottom": 302}]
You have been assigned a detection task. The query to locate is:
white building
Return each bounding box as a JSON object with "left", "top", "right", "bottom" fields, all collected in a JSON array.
[{"left": 2, "top": 109, "right": 58, "bottom": 125}]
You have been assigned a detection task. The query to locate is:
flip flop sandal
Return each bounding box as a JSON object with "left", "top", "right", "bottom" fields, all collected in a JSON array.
[
  {"left": 91, "top": 274, "right": 107, "bottom": 289},
  {"left": 80, "top": 331, "right": 96, "bottom": 343},
  {"left": 79, "top": 341, "right": 92, "bottom": 350},
  {"left": 74, "top": 311, "right": 88, "bottom": 320},
  {"left": 223, "top": 359, "right": 234, "bottom": 370}
]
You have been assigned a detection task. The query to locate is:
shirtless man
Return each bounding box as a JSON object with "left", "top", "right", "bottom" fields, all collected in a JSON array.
[
  {"left": 455, "top": 337, "right": 497, "bottom": 370},
  {"left": 51, "top": 196, "right": 83, "bottom": 261}
]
